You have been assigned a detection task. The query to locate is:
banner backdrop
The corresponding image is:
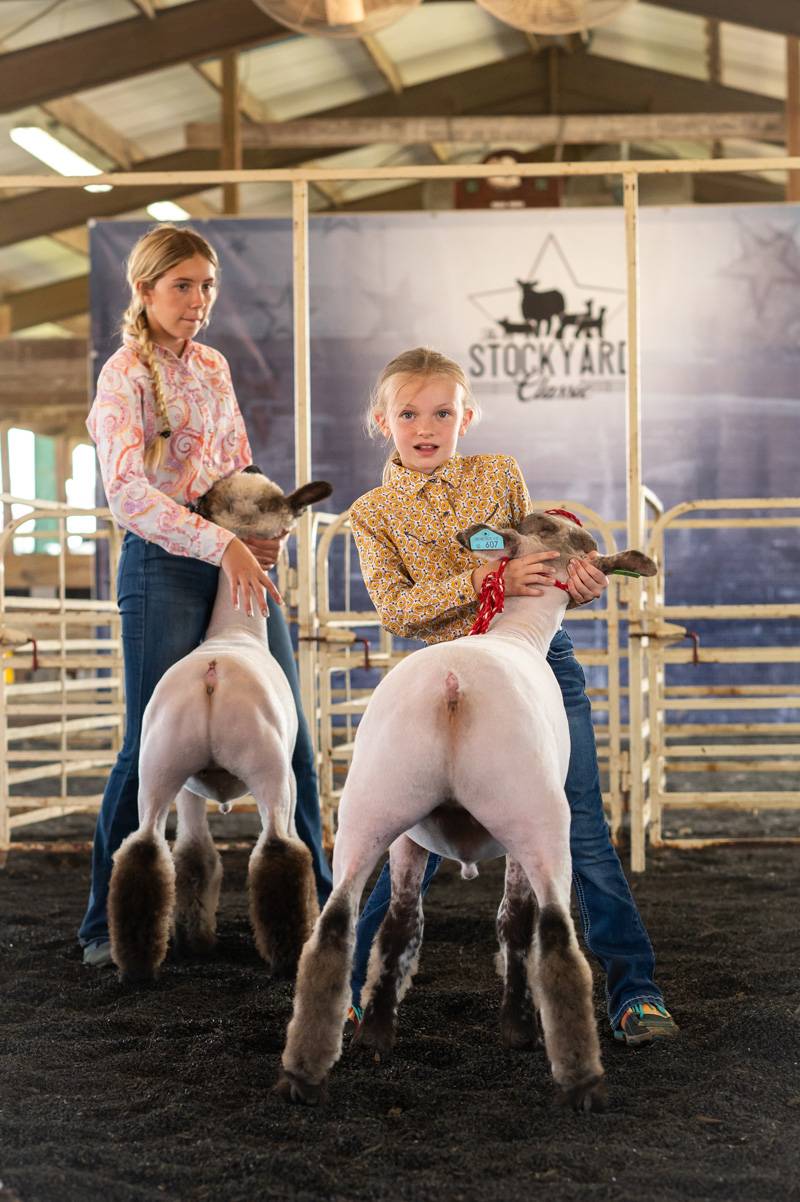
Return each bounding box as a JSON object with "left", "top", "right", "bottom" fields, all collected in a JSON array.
[{"left": 90, "top": 210, "right": 798, "bottom": 677}]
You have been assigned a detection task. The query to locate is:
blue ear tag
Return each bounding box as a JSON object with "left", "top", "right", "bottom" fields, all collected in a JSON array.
[{"left": 469, "top": 529, "right": 505, "bottom": 551}]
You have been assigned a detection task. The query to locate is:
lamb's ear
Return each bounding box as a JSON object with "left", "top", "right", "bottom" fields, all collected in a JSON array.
[
  {"left": 242, "top": 464, "right": 265, "bottom": 476},
  {"left": 192, "top": 493, "right": 213, "bottom": 520},
  {"left": 594, "top": 549, "right": 658, "bottom": 578},
  {"left": 457, "top": 524, "right": 521, "bottom": 560},
  {"left": 285, "top": 480, "right": 333, "bottom": 515}
]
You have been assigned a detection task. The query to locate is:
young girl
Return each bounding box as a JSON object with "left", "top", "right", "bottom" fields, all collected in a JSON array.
[
  {"left": 346, "top": 346, "right": 677, "bottom": 1045},
  {"left": 79, "top": 224, "right": 332, "bottom": 966}
]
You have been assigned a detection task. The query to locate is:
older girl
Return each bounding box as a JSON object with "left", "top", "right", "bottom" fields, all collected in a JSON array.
[
  {"left": 79, "top": 224, "right": 331, "bottom": 965},
  {"left": 347, "top": 346, "right": 677, "bottom": 1045}
]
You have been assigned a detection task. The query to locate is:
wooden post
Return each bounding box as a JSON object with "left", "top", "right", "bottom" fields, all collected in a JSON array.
[
  {"left": 787, "top": 36, "right": 800, "bottom": 201},
  {"left": 221, "top": 52, "right": 241, "bottom": 214},
  {"left": 292, "top": 180, "right": 317, "bottom": 742},
  {"left": 623, "top": 171, "right": 648, "bottom": 872}
]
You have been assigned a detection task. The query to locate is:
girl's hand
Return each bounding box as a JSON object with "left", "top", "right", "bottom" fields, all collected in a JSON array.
[
  {"left": 221, "top": 537, "right": 283, "bottom": 616},
  {"left": 472, "top": 550, "right": 560, "bottom": 597},
  {"left": 566, "top": 552, "right": 608, "bottom": 606},
  {"left": 242, "top": 530, "right": 289, "bottom": 571}
]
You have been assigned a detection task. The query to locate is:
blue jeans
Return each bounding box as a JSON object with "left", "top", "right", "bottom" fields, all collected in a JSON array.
[
  {"left": 350, "top": 628, "right": 664, "bottom": 1029},
  {"left": 79, "top": 533, "right": 332, "bottom": 946}
]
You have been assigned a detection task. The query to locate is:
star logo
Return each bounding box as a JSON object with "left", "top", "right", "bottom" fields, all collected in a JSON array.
[
  {"left": 467, "top": 233, "right": 626, "bottom": 338},
  {"left": 721, "top": 222, "right": 800, "bottom": 314}
]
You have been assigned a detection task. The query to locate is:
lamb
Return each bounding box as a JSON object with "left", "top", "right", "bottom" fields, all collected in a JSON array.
[
  {"left": 277, "top": 510, "right": 656, "bottom": 1110},
  {"left": 107, "top": 468, "right": 332, "bottom": 985}
]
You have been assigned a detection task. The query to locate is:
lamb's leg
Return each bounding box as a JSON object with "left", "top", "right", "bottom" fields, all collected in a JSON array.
[
  {"left": 248, "top": 780, "right": 318, "bottom": 979},
  {"left": 277, "top": 817, "right": 403, "bottom": 1105},
  {"left": 467, "top": 793, "right": 606, "bottom": 1112},
  {"left": 172, "top": 786, "right": 222, "bottom": 957},
  {"left": 496, "top": 856, "right": 538, "bottom": 1051},
  {"left": 520, "top": 858, "right": 606, "bottom": 1113},
  {"left": 353, "top": 833, "right": 428, "bottom": 1057},
  {"left": 108, "top": 776, "right": 180, "bottom": 985}
]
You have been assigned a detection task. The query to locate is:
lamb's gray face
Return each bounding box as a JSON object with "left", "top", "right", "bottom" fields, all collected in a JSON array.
[
  {"left": 456, "top": 511, "right": 657, "bottom": 579},
  {"left": 457, "top": 510, "right": 597, "bottom": 574},
  {"left": 195, "top": 472, "right": 333, "bottom": 539}
]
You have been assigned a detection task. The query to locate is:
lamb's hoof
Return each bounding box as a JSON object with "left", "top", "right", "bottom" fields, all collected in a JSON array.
[
  {"left": 556, "top": 1074, "right": 608, "bottom": 1114},
  {"left": 274, "top": 1068, "right": 327, "bottom": 1106},
  {"left": 172, "top": 926, "right": 217, "bottom": 959},
  {"left": 350, "top": 1016, "right": 395, "bottom": 1059},
  {"left": 263, "top": 952, "right": 301, "bottom": 982},
  {"left": 500, "top": 1015, "right": 538, "bottom": 1051},
  {"left": 116, "top": 964, "right": 158, "bottom": 988}
]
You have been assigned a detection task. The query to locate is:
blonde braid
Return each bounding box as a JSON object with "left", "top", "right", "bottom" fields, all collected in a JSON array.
[{"left": 132, "top": 313, "right": 170, "bottom": 472}]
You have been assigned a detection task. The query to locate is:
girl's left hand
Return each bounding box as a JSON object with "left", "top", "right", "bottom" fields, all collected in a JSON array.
[
  {"left": 566, "top": 552, "right": 608, "bottom": 606},
  {"left": 242, "top": 530, "right": 289, "bottom": 571}
]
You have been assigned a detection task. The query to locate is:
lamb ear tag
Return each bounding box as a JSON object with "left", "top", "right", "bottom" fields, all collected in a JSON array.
[
  {"left": 610, "top": 568, "right": 642, "bottom": 578},
  {"left": 469, "top": 529, "right": 505, "bottom": 551}
]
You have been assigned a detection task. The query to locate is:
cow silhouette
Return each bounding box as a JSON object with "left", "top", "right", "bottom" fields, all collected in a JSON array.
[{"left": 516, "top": 279, "right": 566, "bottom": 335}]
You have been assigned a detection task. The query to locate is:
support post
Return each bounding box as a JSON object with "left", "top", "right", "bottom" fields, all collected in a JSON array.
[
  {"left": 292, "top": 181, "right": 317, "bottom": 744},
  {"left": 787, "top": 36, "right": 800, "bottom": 202},
  {"left": 623, "top": 172, "right": 647, "bottom": 872},
  {"left": 221, "top": 52, "right": 241, "bottom": 215}
]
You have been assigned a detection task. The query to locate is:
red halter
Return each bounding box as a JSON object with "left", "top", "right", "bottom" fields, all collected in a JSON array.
[{"left": 469, "top": 557, "right": 510, "bottom": 635}]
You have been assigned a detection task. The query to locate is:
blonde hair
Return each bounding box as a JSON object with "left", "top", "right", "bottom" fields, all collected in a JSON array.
[
  {"left": 367, "top": 347, "right": 481, "bottom": 483},
  {"left": 120, "top": 224, "right": 219, "bottom": 472}
]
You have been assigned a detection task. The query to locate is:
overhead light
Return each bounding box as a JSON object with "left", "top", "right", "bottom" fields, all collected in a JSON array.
[
  {"left": 146, "top": 201, "right": 191, "bottom": 221},
  {"left": 10, "top": 126, "right": 112, "bottom": 192}
]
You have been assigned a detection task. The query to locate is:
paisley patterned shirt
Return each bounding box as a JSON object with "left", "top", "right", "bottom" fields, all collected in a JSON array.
[
  {"left": 349, "top": 453, "right": 531, "bottom": 644},
  {"left": 87, "top": 336, "right": 252, "bottom": 565}
]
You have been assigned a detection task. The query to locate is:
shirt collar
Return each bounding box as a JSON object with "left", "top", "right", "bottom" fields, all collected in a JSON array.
[
  {"left": 387, "top": 453, "right": 464, "bottom": 496},
  {"left": 122, "top": 332, "right": 198, "bottom": 363}
]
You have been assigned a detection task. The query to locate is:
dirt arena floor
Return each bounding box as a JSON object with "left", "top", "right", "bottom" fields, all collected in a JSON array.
[{"left": 1, "top": 828, "right": 798, "bottom": 1202}]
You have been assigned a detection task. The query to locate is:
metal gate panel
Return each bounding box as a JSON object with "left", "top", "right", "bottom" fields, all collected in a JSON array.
[{"left": 635, "top": 497, "right": 800, "bottom": 863}]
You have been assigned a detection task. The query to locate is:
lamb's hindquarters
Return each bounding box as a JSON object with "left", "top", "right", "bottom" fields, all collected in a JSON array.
[{"left": 352, "top": 834, "right": 428, "bottom": 1055}]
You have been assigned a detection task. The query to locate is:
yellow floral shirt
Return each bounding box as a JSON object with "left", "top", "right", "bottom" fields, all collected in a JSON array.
[{"left": 349, "top": 453, "right": 531, "bottom": 644}]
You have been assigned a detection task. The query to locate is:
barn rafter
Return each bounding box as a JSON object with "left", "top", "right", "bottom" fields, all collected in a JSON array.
[{"left": 0, "top": 0, "right": 796, "bottom": 334}]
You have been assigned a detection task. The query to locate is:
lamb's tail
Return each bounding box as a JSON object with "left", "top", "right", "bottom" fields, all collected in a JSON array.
[{"left": 444, "top": 671, "right": 461, "bottom": 716}]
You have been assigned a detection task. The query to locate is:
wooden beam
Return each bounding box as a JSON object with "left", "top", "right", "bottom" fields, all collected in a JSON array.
[
  {"left": 4, "top": 277, "right": 90, "bottom": 334},
  {"left": 0, "top": 339, "right": 87, "bottom": 394},
  {"left": 0, "top": 0, "right": 288, "bottom": 116},
  {"left": 0, "top": 50, "right": 783, "bottom": 247},
  {"left": 187, "top": 112, "right": 786, "bottom": 149},
  {"left": 192, "top": 62, "right": 271, "bottom": 124},
  {"left": 694, "top": 171, "right": 782, "bottom": 204},
  {"left": 39, "top": 96, "right": 141, "bottom": 171},
  {"left": 788, "top": 37, "right": 800, "bottom": 202},
  {"left": 705, "top": 18, "right": 722, "bottom": 158},
  {"left": 0, "top": 148, "right": 332, "bottom": 251},
  {"left": 653, "top": 0, "right": 800, "bottom": 37},
  {"left": 361, "top": 35, "right": 404, "bottom": 95},
  {"left": 221, "top": 54, "right": 242, "bottom": 215}
]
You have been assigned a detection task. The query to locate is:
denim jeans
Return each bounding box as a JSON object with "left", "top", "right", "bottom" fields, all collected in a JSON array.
[
  {"left": 78, "top": 532, "right": 332, "bottom": 946},
  {"left": 349, "top": 627, "right": 664, "bottom": 1029}
]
